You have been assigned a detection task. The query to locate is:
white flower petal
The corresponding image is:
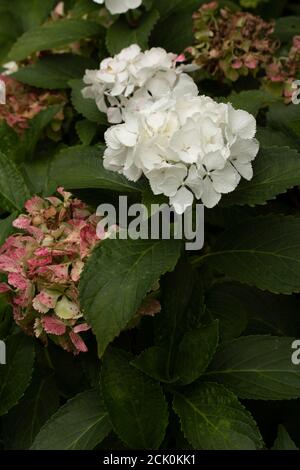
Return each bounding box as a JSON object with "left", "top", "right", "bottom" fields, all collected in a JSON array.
[
  {"left": 170, "top": 187, "right": 194, "bottom": 214},
  {"left": 212, "top": 163, "right": 241, "bottom": 194},
  {"left": 104, "top": 0, "right": 142, "bottom": 14},
  {"left": 201, "top": 178, "right": 221, "bottom": 208},
  {"left": 229, "top": 105, "right": 256, "bottom": 139}
]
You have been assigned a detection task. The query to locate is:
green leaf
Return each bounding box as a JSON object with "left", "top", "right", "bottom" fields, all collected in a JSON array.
[
  {"left": 0, "top": 299, "right": 13, "bottom": 341},
  {"left": 205, "top": 215, "right": 300, "bottom": 294},
  {"left": 274, "top": 16, "right": 300, "bottom": 42},
  {"left": 151, "top": 10, "right": 193, "bottom": 53},
  {"left": 0, "top": 122, "right": 22, "bottom": 162},
  {"left": 21, "top": 154, "right": 53, "bottom": 196},
  {"left": 106, "top": 9, "right": 160, "bottom": 55},
  {"left": 0, "top": 151, "right": 30, "bottom": 211},
  {"left": 154, "top": 259, "right": 196, "bottom": 380},
  {"left": 206, "top": 283, "right": 248, "bottom": 342},
  {"left": 0, "top": 11, "right": 23, "bottom": 63},
  {"left": 12, "top": 54, "right": 96, "bottom": 89},
  {"left": 173, "top": 382, "right": 263, "bottom": 450},
  {"left": 31, "top": 389, "right": 111, "bottom": 450},
  {"left": 80, "top": 238, "right": 182, "bottom": 357},
  {"left": 101, "top": 348, "right": 168, "bottom": 449},
  {"left": 23, "top": 105, "right": 63, "bottom": 159},
  {"left": 132, "top": 346, "right": 175, "bottom": 383},
  {"left": 133, "top": 262, "right": 206, "bottom": 384},
  {"left": 69, "top": 79, "right": 107, "bottom": 124},
  {"left": 256, "top": 127, "right": 298, "bottom": 149},
  {"left": 207, "top": 335, "right": 300, "bottom": 400},
  {"left": 5, "top": 0, "right": 57, "bottom": 32},
  {"left": 9, "top": 19, "right": 105, "bottom": 61},
  {"left": 206, "top": 282, "right": 300, "bottom": 340},
  {"left": 76, "top": 120, "right": 98, "bottom": 146},
  {"left": 152, "top": 0, "right": 184, "bottom": 19},
  {"left": 222, "top": 146, "right": 300, "bottom": 207},
  {"left": 0, "top": 334, "right": 35, "bottom": 416},
  {"left": 47, "top": 145, "right": 142, "bottom": 194},
  {"left": 272, "top": 425, "right": 298, "bottom": 450},
  {"left": 175, "top": 321, "right": 219, "bottom": 385},
  {"left": 226, "top": 90, "right": 277, "bottom": 117},
  {"left": 3, "top": 373, "right": 59, "bottom": 449},
  {"left": 70, "top": 0, "right": 100, "bottom": 17},
  {"left": 267, "top": 103, "right": 300, "bottom": 145},
  {"left": 0, "top": 212, "right": 17, "bottom": 246}
]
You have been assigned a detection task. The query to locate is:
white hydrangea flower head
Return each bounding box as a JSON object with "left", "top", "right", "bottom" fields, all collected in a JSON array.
[
  {"left": 103, "top": 69, "right": 259, "bottom": 213},
  {"left": 82, "top": 44, "right": 184, "bottom": 123},
  {"left": 92, "top": 0, "right": 142, "bottom": 15}
]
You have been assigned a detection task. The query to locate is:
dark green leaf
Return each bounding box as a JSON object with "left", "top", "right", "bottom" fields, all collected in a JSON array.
[
  {"left": 256, "top": 127, "right": 298, "bottom": 149},
  {"left": 267, "top": 103, "right": 300, "bottom": 145},
  {"left": 206, "top": 283, "right": 248, "bottom": 342},
  {"left": 0, "top": 334, "right": 35, "bottom": 416},
  {"left": 274, "top": 16, "right": 300, "bottom": 42},
  {"left": 0, "top": 212, "right": 17, "bottom": 246},
  {"left": 227, "top": 90, "right": 277, "bottom": 117},
  {"left": 102, "top": 348, "right": 168, "bottom": 449},
  {"left": 31, "top": 389, "right": 111, "bottom": 450},
  {"left": 12, "top": 54, "right": 96, "bottom": 89},
  {"left": 9, "top": 19, "right": 105, "bottom": 61},
  {"left": 0, "top": 151, "right": 30, "bottom": 211},
  {"left": 151, "top": 10, "right": 193, "bottom": 53},
  {"left": 3, "top": 373, "right": 59, "bottom": 449},
  {"left": 47, "top": 145, "right": 142, "bottom": 194},
  {"left": 175, "top": 320, "right": 219, "bottom": 385},
  {"left": 173, "top": 382, "right": 263, "bottom": 450},
  {"left": 206, "top": 282, "right": 300, "bottom": 340},
  {"left": 272, "top": 425, "right": 298, "bottom": 450},
  {"left": 154, "top": 259, "right": 196, "bottom": 380},
  {"left": 6, "top": 0, "right": 57, "bottom": 32},
  {"left": 80, "top": 238, "right": 182, "bottom": 357},
  {"left": 207, "top": 335, "right": 300, "bottom": 400},
  {"left": 152, "top": 0, "right": 183, "bottom": 19},
  {"left": 132, "top": 346, "right": 174, "bottom": 383},
  {"left": 23, "top": 105, "right": 63, "bottom": 159},
  {"left": 106, "top": 9, "right": 160, "bottom": 55},
  {"left": 205, "top": 215, "right": 300, "bottom": 294},
  {"left": 76, "top": 120, "right": 99, "bottom": 146},
  {"left": 0, "top": 122, "right": 22, "bottom": 162},
  {"left": 69, "top": 79, "right": 107, "bottom": 124},
  {"left": 222, "top": 146, "right": 300, "bottom": 207}
]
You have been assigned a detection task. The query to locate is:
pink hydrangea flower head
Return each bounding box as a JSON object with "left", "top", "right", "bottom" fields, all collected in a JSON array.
[{"left": 0, "top": 189, "right": 102, "bottom": 354}]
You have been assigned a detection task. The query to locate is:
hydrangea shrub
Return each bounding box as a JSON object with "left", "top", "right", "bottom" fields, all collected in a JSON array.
[{"left": 0, "top": 0, "right": 299, "bottom": 453}]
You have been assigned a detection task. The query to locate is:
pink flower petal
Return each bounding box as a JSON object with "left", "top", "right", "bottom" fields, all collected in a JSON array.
[
  {"left": 73, "top": 323, "right": 90, "bottom": 333},
  {"left": 24, "top": 196, "right": 45, "bottom": 214},
  {"left": 32, "top": 289, "right": 60, "bottom": 313},
  {"left": 0, "top": 283, "right": 10, "bottom": 293},
  {"left": 42, "top": 315, "right": 66, "bottom": 336},
  {"left": 69, "top": 331, "right": 88, "bottom": 353}
]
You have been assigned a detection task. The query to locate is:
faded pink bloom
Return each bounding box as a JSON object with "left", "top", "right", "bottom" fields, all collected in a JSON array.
[
  {"left": 187, "top": 3, "right": 278, "bottom": 81},
  {"left": 0, "top": 189, "right": 162, "bottom": 354},
  {"left": 265, "top": 35, "right": 300, "bottom": 103},
  {"left": 0, "top": 76, "right": 66, "bottom": 133},
  {"left": 0, "top": 189, "right": 102, "bottom": 355}
]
